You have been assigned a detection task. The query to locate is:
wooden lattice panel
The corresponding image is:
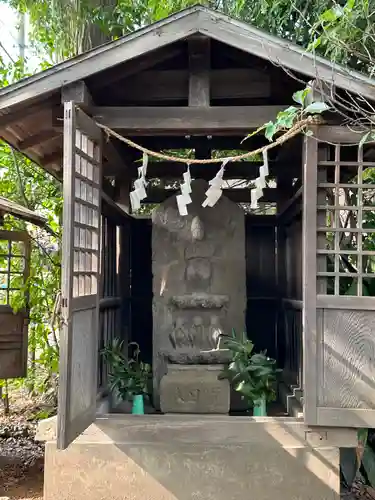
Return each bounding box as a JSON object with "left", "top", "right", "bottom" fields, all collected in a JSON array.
[
  {"left": 0, "top": 230, "right": 30, "bottom": 379},
  {"left": 0, "top": 232, "right": 29, "bottom": 306},
  {"left": 58, "top": 103, "right": 103, "bottom": 450},
  {"left": 316, "top": 144, "right": 375, "bottom": 297},
  {"left": 73, "top": 129, "right": 101, "bottom": 298}
]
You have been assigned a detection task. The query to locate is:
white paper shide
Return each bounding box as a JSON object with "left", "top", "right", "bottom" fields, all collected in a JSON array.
[
  {"left": 130, "top": 152, "right": 149, "bottom": 211},
  {"left": 250, "top": 150, "right": 269, "bottom": 209}
]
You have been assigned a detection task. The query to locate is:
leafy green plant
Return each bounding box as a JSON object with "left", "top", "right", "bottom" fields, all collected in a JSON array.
[
  {"left": 243, "top": 87, "right": 329, "bottom": 144},
  {"left": 219, "top": 330, "right": 280, "bottom": 404},
  {"left": 101, "top": 339, "right": 151, "bottom": 401}
]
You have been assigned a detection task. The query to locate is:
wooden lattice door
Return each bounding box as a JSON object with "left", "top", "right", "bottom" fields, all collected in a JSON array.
[
  {"left": 0, "top": 230, "right": 30, "bottom": 379},
  {"left": 303, "top": 128, "right": 375, "bottom": 428},
  {"left": 58, "top": 103, "right": 102, "bottom": 449}
]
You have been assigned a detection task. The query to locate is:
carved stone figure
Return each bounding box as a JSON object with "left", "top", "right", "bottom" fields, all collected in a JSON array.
[
  {"left": 186, "top": 258, "right": 211, "bottom": 290},
  {"left": 208, "top": 316, "right": 224, "bottom": 349},
  {"left": 190, "top": 316, "right": 205, "bottom": 349},
  {"left": 152, "top": 179, "right": 246, "bottom": 411},
  {"left": 169, "top": 317, "right": 192, "bottom": 349},
  {"left": 191, "top": 216, "right": 204, "bottom": 241}
]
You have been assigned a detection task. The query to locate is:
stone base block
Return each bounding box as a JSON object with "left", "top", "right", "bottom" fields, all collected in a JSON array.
[
  {"left": 160, "top": 364, "right": 230, "bottom": 414},
  {"left": 39, "top": 416, "right": 358, "bottom": 500}
]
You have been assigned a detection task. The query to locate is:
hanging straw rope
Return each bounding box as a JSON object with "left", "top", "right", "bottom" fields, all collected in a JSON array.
[{"left": 96, "top": 115, "right": 320, "bottom": 165}]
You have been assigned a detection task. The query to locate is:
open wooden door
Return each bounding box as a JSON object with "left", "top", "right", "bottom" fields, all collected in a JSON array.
[
  {"left": 58, "top": 102, "right": 102, "bottom": 449},
  {"left": 303, "top": 128, "right": 375, "bottom": 428}
]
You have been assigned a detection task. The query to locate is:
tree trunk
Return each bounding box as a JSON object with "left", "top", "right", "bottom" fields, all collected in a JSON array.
[{"left": 82, "top": 0, "right": 117, "bottom": 51}]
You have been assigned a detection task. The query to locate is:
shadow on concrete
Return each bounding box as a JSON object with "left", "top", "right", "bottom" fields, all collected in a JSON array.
[{"left": 65, "top": 414, "right": 341, "bottom": 500}]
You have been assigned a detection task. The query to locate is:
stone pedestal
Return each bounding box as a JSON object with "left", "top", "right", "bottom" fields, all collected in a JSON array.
[
  {"left": 160, "top": 364, "right": 230, "bottom": 414},
  {"left": 37, "top": 415, "right": 358, "bottom": 500}
]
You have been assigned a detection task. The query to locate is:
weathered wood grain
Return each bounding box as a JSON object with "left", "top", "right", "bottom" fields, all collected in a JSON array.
[
  {"left": 188, "top": 37, "right": 210, "bottom": 107},
  {"left": 18, "top": 129, "right": 61, "bottom": 150},
  {"left": 302, "top": 130, "right": 319, "bottom": 425},
  {"left": 58, "top": 102, "right": 102, "bottom": 450},
  {"left": 62, "top": 80, "right": 92, "bottom": 109},
  {"left": 317, "top": 126, "right": 364, "bottom": 144},
  {"left": 89, "top": 45, "right": 183, "bottom": 91},
  {"left": 92, "top": 105, "right": 287, "bottom": 133},
  {"left": 116, "top": 69, "right": 270, "bottom": 102},
  {"left": 317, "top": 295, "right": 375, "bottom": 310},
  {"left": 320, "top": 309, "right": 375, "bottom": 411}
]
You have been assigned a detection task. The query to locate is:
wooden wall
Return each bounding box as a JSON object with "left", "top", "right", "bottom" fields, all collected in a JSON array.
[
  {"left": 126, "top": 213, "right": 303, "bottom": 378},
  {"left": 130, "top": 218, "right": 153, "bottom": 365},
  {"left": 245, "top": 216, "right": 278, "bottom": 361}
]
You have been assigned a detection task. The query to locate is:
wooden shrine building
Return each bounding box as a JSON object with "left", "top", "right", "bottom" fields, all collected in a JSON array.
[
  {"left": 0, "top": 6, "right": 374, "bottom": 499},
  {"left": 0, "top": 196, "right": 47, "bottom": 381}
]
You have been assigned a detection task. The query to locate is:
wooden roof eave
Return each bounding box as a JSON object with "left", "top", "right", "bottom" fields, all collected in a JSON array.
[
  {"left": 0, "top": 6, "right": 374, "bottom": 114},
  {"left": 0, "top": 5, "right": 373, "bottom": 177},
  {"left": 0, "top": 126, "right": 62, "bottom": 180},
  {"left": 0, "top": 195, "right": 48, "bottom": 228}
]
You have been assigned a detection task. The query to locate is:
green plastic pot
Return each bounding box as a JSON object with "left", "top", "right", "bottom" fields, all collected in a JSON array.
[
  {"left": 132, "top": 394, "right": 144, "bottom": 415},
  {"left": 253, "top": 396, "right": 267, "bottom": 416}
]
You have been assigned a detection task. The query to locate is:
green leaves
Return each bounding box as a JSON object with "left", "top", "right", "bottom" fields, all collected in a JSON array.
[
  {"left": 220, "top": 330, "right": 280, "bottom": 404},
  {"left": 320, "top": 5, "right": 344, "bottom": 23},
  {"left": 293, "top": 88, "right": 311, "bottom": 106},
  {"left": 263, "top": 122, "right": 276, "bottom": 142},
  {"left": 252, "top": 86, "right": 329, "bottom": 144},
  {"left": 303, "top": 101, "right": 330, "bottom": 114},
  {"left": 101, "top": 338, "right": 151, "bottom": 401},
  {"left": 263, "top": 106, "right": 299, "bottom": 142},
  {"left": 359, "top": 131, "right": 375, "bottom": 148}
]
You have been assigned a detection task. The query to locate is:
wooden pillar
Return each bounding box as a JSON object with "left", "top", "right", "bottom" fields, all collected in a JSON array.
[
  {"left": 302, "top": 128, "right": 319, "bottom": 423},
  {"left": 188, "top": 37, "right": 210, "bottom": 108}
]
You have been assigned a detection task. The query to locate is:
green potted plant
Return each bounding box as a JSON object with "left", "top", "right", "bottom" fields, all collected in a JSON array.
[
  {"left": 219, "top": 330, "right": 280, "bottom": 416},
  {"left": 101, "top": 339, "right": 151, "bottom": 415}
]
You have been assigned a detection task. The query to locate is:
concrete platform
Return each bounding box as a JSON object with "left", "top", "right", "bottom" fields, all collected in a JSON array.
[{"left": 37, "top": 415, "right": 357, "bottom": 500}]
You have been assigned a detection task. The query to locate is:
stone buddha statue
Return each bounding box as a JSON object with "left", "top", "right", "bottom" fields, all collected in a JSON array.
[
  {"left": 152, "top": 179, "right": 246, "bottom": 412},
  {"left": 167, "top": 314, "right": 230, "bottom": 365}
]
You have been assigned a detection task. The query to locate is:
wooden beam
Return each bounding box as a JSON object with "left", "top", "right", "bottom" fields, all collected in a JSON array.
[
  {"left": 124, "top": 135, "right": 268, "bottom": 151},
  {"left": 2, "top": 6, "right": 375, "bottom": 114},
  {"left": 42, "top": 151, "right": 62, "bottom": 169},
  {"left": 18, "top": 129, "right": 61, "bottom": 150},
  {"left": 316, "top": 125, "right": 363, "bottom": 144},
  {"left": 0, "top": 97, "right": 56, "bottom": 129},
  {"left": 220, "top": 44, "right": 264, "bottom": 69},
  {"left": 302, "top": 130, "right": 318, "bottom": 425},
  {"left": 188, "top": 37, "right": 210, "bottom": 107},
  {"left": 103, "top": 140, "right": 124, "bottom": 168},
  {"left": 276, "top": 175, "right": 294, "bottom": 214},
  {"left": 90, "top": 45, "right": 183, "bottom": 91},
  {"left": 62, "top": 81, "right": 133, "bottom": 174},
  {"left": 61, "top": 80, "right": 92, "bottom": 109},
  {"left": 115, "top": 69, "right": 270, "bottom": 103},
  {"left": 93, "top": 106, "right": 286, "bottom": 134},
  {"left": 102, "top": 191, "right": 130, "bottom": 224},
  {"left": 277, "top": 186, "right": 303, "bottom": 223},
  {"left": 144, "top": 187, "right": 281, "bottom": 204},
  {"left": 129, "top": 160, "right": 297, "bottom": 179}
]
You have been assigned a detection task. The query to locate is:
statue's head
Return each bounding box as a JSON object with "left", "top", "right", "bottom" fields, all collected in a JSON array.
[
  {"left": 175, "top": 317, "right": 185, "bottom": 328},
  {"left": 192, "top": 316, "right": 203, "bottom": 326},
  {"left": 210, "top": 316, "right": 220, "bottom": 326},
  {"left": 191, "top": 216, "right": 204, "bottom": 241}
]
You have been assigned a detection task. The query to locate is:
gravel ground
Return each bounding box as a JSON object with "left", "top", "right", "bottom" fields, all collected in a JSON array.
[{"left": 0, "top": 392, "right": 48, "bottom": 500}]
